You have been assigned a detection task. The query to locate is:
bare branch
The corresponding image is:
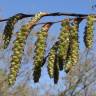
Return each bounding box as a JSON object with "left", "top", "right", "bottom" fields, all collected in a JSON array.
[{"left": 0, "top": 12, "right": 94, "bottom": 23}]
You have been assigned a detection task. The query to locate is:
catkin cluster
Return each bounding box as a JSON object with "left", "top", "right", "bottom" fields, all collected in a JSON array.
[
  {"left": 5, "top": 12, "right": 95, "bottom": 85},
  {"left": 33, "top": 23, "right": 52, "bottom": 82},
  {"left": 58, "top": 19, "right": 70, "bottom": 70},
  {"left": 64, "top": 19, "right": 79, "bottom": 73},
  {"left": 84, "top": 15, "right": 94, "bottom": 49},
  {"left": 3, "top": 13, "right": 26, "bottom": 49},
  {"left": 8, "top": 12, "right": 47, "bottom": 86}
]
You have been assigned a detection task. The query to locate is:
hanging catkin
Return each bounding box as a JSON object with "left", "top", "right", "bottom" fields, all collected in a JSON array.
[
  {"left": 3, "top": 13, "right": 28, "bottom": 49},
  {"left": 47, "top": 42, "right": 58, "bottom": 78},
  {"left": 33, "top": 22, "right": 52, "bottom": 82},
  {"left": 84, "top": 15, "right": 94, "bottom": 49},
  {"left": 64, "top": 18, "right": 79, "bottom": 73},
  {"left": 8, "top": 12, "right": 47, "bottom": 86},
  {"left": 58, "top": 19, "right": 70, "bottom": 70},
  {"left": 53, "top": 50, "right": 59, "bottom": 84}
]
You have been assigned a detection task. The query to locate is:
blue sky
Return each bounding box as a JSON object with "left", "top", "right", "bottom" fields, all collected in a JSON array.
[
  {"left": 0, "top": 0, "right": 94, "bottom": 51},
  {"left": 0, "top": 0, "right": 94, "bottom": 18},
  {"left": 0, "top": 0, "right": 96, "bottom": 95}
]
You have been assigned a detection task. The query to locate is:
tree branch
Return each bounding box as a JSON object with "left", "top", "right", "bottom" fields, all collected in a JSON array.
[{"left": 0, "top": 12, "right": 94, "bottom": 22}]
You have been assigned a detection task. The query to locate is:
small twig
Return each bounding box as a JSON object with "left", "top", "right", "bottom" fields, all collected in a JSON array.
[{"left": 0, "top": 13, "right": 33, "bottom": 22}]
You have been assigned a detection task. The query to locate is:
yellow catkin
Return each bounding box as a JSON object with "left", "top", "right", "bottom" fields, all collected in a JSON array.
[
  {"left": 84, "top": 15, "right": 94, "bottom": 49},
  {"left": 64, "top": 18, "right": 79, "bottom": 73},
  {"left": 58, "top": 19, "right": 70, "bottom": 70},
  {"left": 47, "top": 42, "right": 58, "bottom": 78},
  {"left": 33, "top": 23, "right": 52, "bottom": 82},
  {"left": 3, "top": 13, "right": 28, "bottom": 49},
  {"left": 8, "top": 12, "right": 47, "bottom": 86}
]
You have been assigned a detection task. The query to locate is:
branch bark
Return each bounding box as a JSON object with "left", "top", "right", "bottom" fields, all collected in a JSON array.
[{"left": 0, "top": 12, "right": 94, "bottom": 22}]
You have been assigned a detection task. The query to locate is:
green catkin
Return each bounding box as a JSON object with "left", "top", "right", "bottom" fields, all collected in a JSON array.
[
  {"left": 33, "top": 23, "right": 52, "bottom": 82},
  {"left": 58, "top": 19, "right": 70, "bottom": 70},
  {"left": 3, "top": 13, "right": 28, "bottom": 49},
  {"left": 84, "top": 15, "right": 94, "bottom": 49},
  {"left": 47, "top": 42, "right": 58, "bottom": 78},
  {"left": 64, "top": 18, "right": 79, "bottom": 73},
  {"left": 53, "top": 50, "right": 59, "bottom": 84},
  {"left": 8, "top": 12, "right": 47, "bottom": 86}
]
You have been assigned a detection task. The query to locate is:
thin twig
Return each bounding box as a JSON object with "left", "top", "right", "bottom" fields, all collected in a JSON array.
[{"left": 73, "top": 79, "right": 96, "bottom": 96}]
